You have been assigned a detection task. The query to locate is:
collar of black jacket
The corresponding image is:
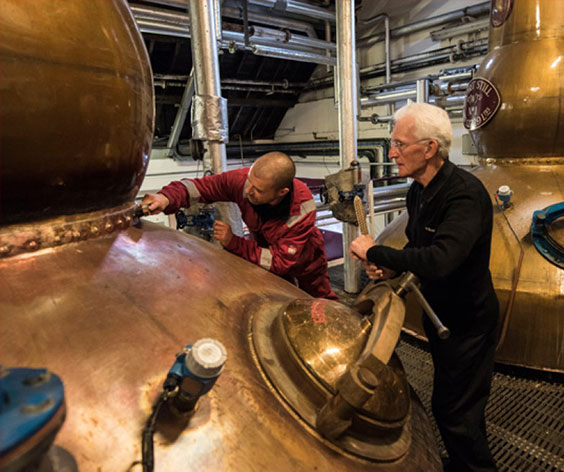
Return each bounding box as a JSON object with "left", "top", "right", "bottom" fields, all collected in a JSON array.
[{"left": 418, "top": 159, "right": 455, "bottom": 204}]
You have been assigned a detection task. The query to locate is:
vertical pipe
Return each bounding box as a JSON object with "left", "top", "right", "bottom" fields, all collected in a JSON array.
[
  {"left": 187, "top": 0, "right": 228, "bottom": 174},
  {"left": 384, "top": 15, "right": 391, "bottom": 84},
  {"left": 416, "top": 78, "right": 429, "bottom": 103},
  {"left": 336, "top": 0, "right": 361, "bottom": 293},
  {"left": 367, "top": 179, "right": 375, "bottom": 237}
]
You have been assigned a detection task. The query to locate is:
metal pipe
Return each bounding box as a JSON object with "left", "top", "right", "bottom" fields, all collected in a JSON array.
[
  {"left": 167, "top": 69, "right": 195, "bottom": 156},
  {"left": 416, "top": 79, "right": 429, "bottom": 103},
  {"left": 136, "top": 19, "right": 190, "bottom": 38},
  {"left": 130, "top": 4, "right": 189, "bottom": 25},
  {"left": 324, "top": 0, "right": 331, "bottom": 73},
  {"left": 283, "top": 0, "right": 335, "bottom": 23},
  {"left": 438, "top": 80, "right": 470, "bottom": 94},
  {"left": 251, "top": 44, "right": 336, "bottom": 66},
  {"left": 361, "top": 88, "right": 417, "bottom": 107},
  {"left": 221, "top": 85, "right": 297, "bottom": 94},
  {"left": 249, "top": 25, "right": 336, "bottom": 51},
  {"left": 188, "top": 0, "right": 228, "bottom": 174},
  {"left": 310, "top": 40, "right": 486, "bottom": 91},
  {"left": 429, "top": 94, "right": 466, "bottom": 109},
  {"left": 372, "top": 183, "right": 410, "bottom": 200},
  {"left": 367, "top": 179, "right": 375, "bottom": 237},
  {"left": 221, "top": 78, "right": 305, "bottom": 88},
  {"left": 132, "top": 6, "right": 331, "bottom": 61},
  {"left": 357, "top": 1, "right": 490, "bottom": 47},
  {"left": 221, "top": 6, "right": 317, "bottom": 38},
  {"left": 221, "top": 29, "right": 332, "bottom": 56},
  {"left": 336, "top": 0, "right": 360, "bottom": 293}
]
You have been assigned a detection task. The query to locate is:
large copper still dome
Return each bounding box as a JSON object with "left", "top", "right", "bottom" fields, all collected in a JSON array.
[
  {"left": 0, "top": 1, "right": 440, "bottom": 470},
  {"left": 0, "top": 0, "right": 154, "bottom": 225}
]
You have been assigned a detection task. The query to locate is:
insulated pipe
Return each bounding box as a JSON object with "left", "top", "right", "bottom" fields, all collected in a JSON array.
[
  {"left": 250, "top": 44, "right": 336, "bottom": 66},
  {"left": 357, "top": 1, "right": 490, "bottom": 47},
  {"left": 336, "top": 0, "right": 361, "bottom": 293},
  {"left": 361, "top": 88, "right": 417, "bottom": 107},
  {"left": 188, "top": 0, "right": 227, "bottom": 174}
]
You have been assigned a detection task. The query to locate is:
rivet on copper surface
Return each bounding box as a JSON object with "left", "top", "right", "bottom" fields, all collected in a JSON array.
[
  {"left": 54, "top": 234, "right": 62, "bottom": 244},
  {"left": 105, "top": 221, "right": 114, "bottom": 232},
  {"left": 90, "top": 225, "right": 100, "bottom": 236},
  {"left": 26, "top": 240, "right": 39, "bottom": 251},
  {"left": 0, "top": 246, "right": 11, "bottom": 256},
  {"left": 124, "top": 216, "right": 132, "bottom": 224},
  {"left": 72, "top": 231, "right": 81, "bottom": 240},
  {"left": 116, "top": 218, "right": 124, "bottom": 228}
]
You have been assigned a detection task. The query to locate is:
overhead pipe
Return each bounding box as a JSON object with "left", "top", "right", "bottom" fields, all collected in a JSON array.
[
  {"left": 336, "top": 0, "right": 361, "bottom": 293},
  {"left": 221, "top": 28, "right": 334, "bottom": 55},
  {"left": 250, "top": 44, "right": 336, "bottom": 66},
  {"left": 221, "top": 6, "right": 317, "bottom": 39},
  {"left": 248, "top": 25, "right": 336, "bottom": 51},
  {"left": 361, "top": 87, "right": 417, "bottom": 107},
  {"left": 279, "top": 0, "right": 335, "bottom": 23},
  {"left": 308, "top": 39, "right": 487, "bottom": 90},
  {"left": 188, "top": 0, "right": 228, "bottom": 174},
  {"left": 137, "top": 0, "right": 333, "bottom": 24},
  {"left": 357, "top": 1, "right": 490, "bottom": 47},
  {"left": 131, "top": 7, "right": 337, "bottom": 66}
]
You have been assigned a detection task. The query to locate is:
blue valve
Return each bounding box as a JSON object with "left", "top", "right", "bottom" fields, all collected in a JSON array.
[{"left": 164, "top": 338, "right": 227, "bottom": 416}]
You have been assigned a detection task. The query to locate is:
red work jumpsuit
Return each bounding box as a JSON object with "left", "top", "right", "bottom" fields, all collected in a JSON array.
[{"left": 158, "top": 168, "right": 338, "bottom": 300}]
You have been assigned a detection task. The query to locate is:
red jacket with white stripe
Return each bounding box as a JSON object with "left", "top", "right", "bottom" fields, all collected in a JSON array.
[{"left": 158, "top": 168, "right": 337, "bottom": 299}]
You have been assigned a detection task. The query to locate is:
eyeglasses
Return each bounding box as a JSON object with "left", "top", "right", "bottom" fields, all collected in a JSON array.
[{"left": 390, "top": 138, "right": 430, "bottom": 152}]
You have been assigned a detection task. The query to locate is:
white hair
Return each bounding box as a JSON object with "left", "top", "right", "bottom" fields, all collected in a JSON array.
[{"left": 393, "top": 103, "right": 452, "bottom": 160}]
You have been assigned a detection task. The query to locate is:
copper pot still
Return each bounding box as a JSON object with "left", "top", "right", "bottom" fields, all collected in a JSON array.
[
  {"left": 379, "top": 0, "right": 564, "bottom": 373},
  {"left": 0, "top": 1, "right": 441, "bottom": 471}
]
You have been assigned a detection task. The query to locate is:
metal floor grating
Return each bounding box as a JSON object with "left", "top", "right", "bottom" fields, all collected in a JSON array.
[{"left": 396, "top": 337, "right": 564, "bottom": 472}]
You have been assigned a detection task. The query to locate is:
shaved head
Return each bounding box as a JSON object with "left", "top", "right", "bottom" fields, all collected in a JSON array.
[{"left": 251, "top": 152, "right": 295, "bottom": 191}]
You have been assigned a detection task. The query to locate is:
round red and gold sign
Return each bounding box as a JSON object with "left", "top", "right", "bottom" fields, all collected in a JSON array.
[{"left": 463, "top": 77, "right": 501, "bottom": 130}]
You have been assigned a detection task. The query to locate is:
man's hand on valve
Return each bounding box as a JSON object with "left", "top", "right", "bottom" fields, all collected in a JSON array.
[
  {"left": 141, "top": 193, "right": 170, "bottom": 214},
  {"left": 213, "top": 221, "right": 233, "bottom": 248}
]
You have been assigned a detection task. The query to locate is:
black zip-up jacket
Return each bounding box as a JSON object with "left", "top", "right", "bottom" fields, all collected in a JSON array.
[{"left": 367, "top": 160, "right": 498, "bottom": 335}]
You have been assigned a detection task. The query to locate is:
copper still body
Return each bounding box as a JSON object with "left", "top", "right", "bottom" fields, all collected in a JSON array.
[
  {"left": 378, "top": 0, "right": 564, "bottom": 373},
  {"left": 0, "top": 1, "right": 441, "bottom": 470}
]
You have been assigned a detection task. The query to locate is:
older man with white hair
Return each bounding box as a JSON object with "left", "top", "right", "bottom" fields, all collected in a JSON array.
[{"left": 350, "top": 103, "right": 499, "bottom": 472}]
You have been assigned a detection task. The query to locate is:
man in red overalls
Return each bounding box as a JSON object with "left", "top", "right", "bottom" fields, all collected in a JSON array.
[{"left": 142, "top": 152, "right": 337, "bottom": 300}]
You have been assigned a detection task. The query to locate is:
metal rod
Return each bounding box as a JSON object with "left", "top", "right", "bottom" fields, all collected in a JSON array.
[
  {"left": 167, "top": 69, "right": 195, "bottom": 155},
  {"left": 336, "top": 0, "right": 360, "bottom": 293}
]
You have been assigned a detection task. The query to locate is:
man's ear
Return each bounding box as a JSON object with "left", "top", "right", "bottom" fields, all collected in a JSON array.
[
  {"left": 277, "top": 187, "right": 290, "bottom": 198},
  {"left": 424, "top": 139, "right": 439, "bottom": 160}
]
